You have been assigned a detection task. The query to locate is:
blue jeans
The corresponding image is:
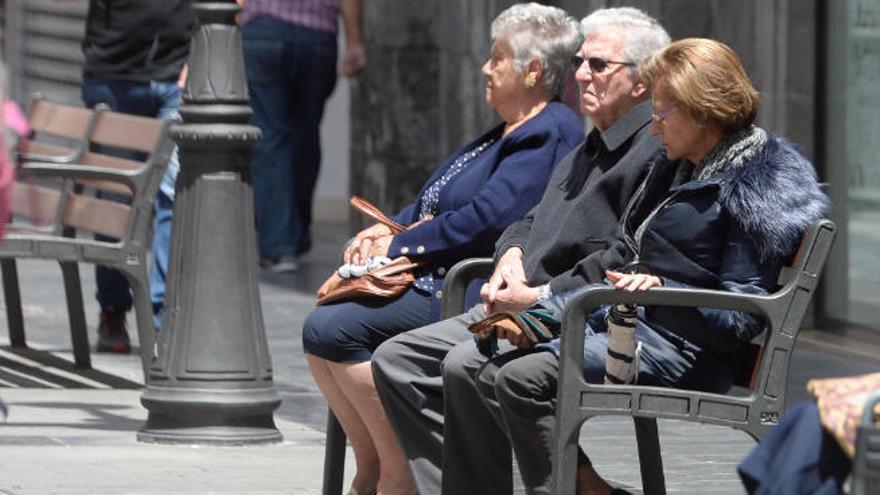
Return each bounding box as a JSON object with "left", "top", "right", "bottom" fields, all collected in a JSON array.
[
  {"left": 81, "top": 79, "right": 181, "bottom": 328},
  {"left": 242, "top": 16, "right": 338, "bottom": 259}
]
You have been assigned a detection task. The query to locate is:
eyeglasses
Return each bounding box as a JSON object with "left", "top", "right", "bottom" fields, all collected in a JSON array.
[
  {"left": 652, "top": 105, "right": 679, "bottom": 125},
  {"left": 571, "top": 55, "right": 635, "bottom": 74}
]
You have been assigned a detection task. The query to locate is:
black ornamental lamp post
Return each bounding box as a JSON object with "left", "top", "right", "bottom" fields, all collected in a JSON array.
[{"left": 138, "top": 0, "right": 282, "bottom": 445}]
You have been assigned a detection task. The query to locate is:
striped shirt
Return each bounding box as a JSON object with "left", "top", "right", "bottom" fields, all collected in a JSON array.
[{"left": 242, "top": 0, "right": 340, "bottom": 34}]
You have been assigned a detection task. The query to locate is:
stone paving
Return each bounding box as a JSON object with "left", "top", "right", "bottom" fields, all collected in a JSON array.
[{"left": 0, "top": 221, "right": 876, "bottom": 494}]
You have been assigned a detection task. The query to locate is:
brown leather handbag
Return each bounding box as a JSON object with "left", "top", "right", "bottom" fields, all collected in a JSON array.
[{"left": 316, "top": 197, "right": 427, "bottom": 305}]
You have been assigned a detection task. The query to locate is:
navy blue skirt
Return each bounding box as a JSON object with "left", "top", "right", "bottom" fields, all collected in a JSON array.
[{"left": 302, "top": 287, "right": 434, "bottom": 363}]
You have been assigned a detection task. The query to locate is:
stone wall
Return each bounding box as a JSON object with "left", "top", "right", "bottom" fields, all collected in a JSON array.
[{"left": 348, "top": 0, "right": 518, "bottom": 230}]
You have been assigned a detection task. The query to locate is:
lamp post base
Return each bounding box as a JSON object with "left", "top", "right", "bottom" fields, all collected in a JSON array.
[{"left": 139, "top": 386, "right": 282, "bottom": 445}]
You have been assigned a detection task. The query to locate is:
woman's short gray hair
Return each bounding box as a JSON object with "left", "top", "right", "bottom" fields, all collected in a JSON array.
[
  {"left": 581, "top": 7, "right": 670, "bottom": 75},
  {"left": 491, "top": 3, "right": 583, "bottom": 98}
]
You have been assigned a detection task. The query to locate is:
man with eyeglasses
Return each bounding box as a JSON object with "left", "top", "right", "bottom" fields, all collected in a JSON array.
[{"left": 371, "top": 8, "right": 671, "bottom": 494}]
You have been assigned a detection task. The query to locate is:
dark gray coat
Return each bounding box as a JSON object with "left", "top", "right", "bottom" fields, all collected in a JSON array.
[{"left": 495, "top": 100, "right": 660, "bottom": 293}]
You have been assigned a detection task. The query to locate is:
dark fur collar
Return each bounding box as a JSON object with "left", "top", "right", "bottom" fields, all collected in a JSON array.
[
  {"left": 651, "top": 135, "right": 830, "bottom": 264},
  {"left": 713, "top": 136, "right": 829, "bottom": 264}
]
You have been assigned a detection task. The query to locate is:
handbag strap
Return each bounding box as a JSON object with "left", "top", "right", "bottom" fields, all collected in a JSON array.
[{"left": 351, "top": 196, "right": 408, "bottom": 234}]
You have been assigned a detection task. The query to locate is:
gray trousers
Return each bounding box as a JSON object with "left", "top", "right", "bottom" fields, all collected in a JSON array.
[
  {"left": 471, "top": 347, "right": 561, "bottom": 495},
  {"left": 372, "top": 304, "right": 561, "bottom": 495},
  {"left": 372, "top": 304, "right": 507, "bottom": 495}
]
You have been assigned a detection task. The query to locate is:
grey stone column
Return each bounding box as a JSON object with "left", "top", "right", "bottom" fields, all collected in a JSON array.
[{"left": 138, "top": 0, "right": 282, "bottom": 445}]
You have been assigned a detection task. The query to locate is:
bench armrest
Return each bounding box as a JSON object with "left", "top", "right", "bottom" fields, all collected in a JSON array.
[
  {"left": 19, "top": 161, "right": 140, "bottom": 191},
  {"left": 561, "top": 285, "right": 774, "bottom": 323},
  {"left": 557, "top": 285, "right": 779, "bottom": 384},
  {"left": 440, "top": 257, "right": 494, "bottom": 319},
  {"left": 17, "top": 151, "right": 81, "bottom": 164}
]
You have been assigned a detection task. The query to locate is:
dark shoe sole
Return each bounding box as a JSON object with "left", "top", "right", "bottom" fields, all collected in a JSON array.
[{"left": 96, "top": 341, "right": 131, "bottom": 354}]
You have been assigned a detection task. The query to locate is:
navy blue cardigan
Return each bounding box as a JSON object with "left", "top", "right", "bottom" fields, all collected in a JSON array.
[{"left": 388, "top": 101, "right": 584, "bottom": 316}]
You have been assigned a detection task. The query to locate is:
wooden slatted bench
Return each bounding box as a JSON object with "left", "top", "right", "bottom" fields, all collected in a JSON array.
[
  {"left": 2, "top": 100, "right": 175, "bottom": 380},
  {"left": 16, "top": 96, "right": 97, "bottom": 165}
]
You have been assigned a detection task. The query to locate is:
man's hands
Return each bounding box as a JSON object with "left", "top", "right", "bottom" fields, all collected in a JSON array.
[
  {"left": 344, "top": 223, "right": 393, "bottom": 265},
  {"left": 340, "top": 0, "right": 367, "bottom": 77},
  {"left": 492, "top": 320, "right": 534, "bottom": 349},
  {"left": 481, "top": 247, "right": 540, "bottom": 315}
]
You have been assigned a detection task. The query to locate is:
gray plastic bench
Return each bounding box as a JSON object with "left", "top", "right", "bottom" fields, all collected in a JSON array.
[
  {"left": 550, "top": 219, "right": 836, "bottom": 494},
  {"left": 322, "top": 220, "right": 835, "bottom": 494}
]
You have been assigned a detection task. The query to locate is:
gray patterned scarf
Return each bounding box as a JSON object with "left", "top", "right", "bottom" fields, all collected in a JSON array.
[{"left": 693, "top": 125, "right": 768, "bottom": 182}]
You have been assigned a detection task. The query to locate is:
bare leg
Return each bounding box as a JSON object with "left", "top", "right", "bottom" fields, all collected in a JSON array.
[
  {"left": 307, "top": 354, "right": 379, "bottom": 494},
  {"left": 328, "top": 360, "right": 416, "bottom": 495},
  {"left": 577, "top": 463, "right": 613, "bottom": 495}
]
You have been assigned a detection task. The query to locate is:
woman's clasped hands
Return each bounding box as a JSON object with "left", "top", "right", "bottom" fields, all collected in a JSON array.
[
  {"left": 344, "top": 223, "right": 393, "bottom": 265},
  {"left": 605, "top": 269, "right": 663, "bottom": 291}
]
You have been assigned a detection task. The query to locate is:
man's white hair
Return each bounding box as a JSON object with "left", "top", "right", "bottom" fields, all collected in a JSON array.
[{"left": 581, "top": 7, "right": 671, "bottom": 73}]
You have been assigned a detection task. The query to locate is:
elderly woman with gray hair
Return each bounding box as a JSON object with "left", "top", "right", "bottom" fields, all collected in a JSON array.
[{"left": 301, "top": 3, "right": 584, "bottom": 494}]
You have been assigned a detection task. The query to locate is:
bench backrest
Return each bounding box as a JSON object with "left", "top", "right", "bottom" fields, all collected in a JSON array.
[
  {"left": 11, "top": 103, "right": 171, "bottom": 240},
  {"left": 11, "top": 98, "right": 97, "bottom": 230},
  {"left": 17, "top": 97, "right": 95, "bottom": 162},
  {"left": 733, "top": 224, "right": 824, "bottom": 390},
  {"left": 750, "top": 220, "right": 836, "bottom": 406},
  {"left": 76, "top": 110, "right": 165, "bottom": 194}
]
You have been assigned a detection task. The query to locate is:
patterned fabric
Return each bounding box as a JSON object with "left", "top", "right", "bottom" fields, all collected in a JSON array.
[
  {"left": 808, "top": 372, "right": 880, "bottom": 458},
  {"left": 418, "top": 139, "right": 496, "bottom": 219},
  {"left": 694, "top": 125, "right": 768, "bottom": 181},
  {"left": 413, "top": 139, "right": 496, "bottom": 293},
  {"left": 242, "top": 0, "right": 340, "bottom": 34}
]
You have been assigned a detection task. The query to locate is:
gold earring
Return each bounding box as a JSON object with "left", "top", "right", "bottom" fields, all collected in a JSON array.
[{"left": 524, "top": 74, "right": 537, "bottom": 88}]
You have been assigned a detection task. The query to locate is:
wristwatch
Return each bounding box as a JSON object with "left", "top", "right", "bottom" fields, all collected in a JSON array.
[{"left": 536, "top": 283, "right": 553, "bottom": 303}]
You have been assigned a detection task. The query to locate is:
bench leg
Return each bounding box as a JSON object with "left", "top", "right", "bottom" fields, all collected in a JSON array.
[
  {"left": 323, "top": 409, "right": 347, "bottom": 495},
  {"left": 59, "top": 261, "right": 91, "bottom": 369},
  {"left": 633, "top": 417, "right": 666, "bottom": 495},
  {"left": 1, "top": 259, "right": 26, "bottom": 347},
  {"left": 550, "top": 412, "right": 583, "bottom": 494},
  {"left": 122, "top": 264, "right": 155, "bottom": 382}
]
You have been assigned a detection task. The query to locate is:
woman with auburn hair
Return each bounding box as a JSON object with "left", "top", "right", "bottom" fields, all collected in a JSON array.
[
  {"left": 463, "top": 38, "right": 829, "bottom": 494},
  {"left": 301, "top": 4, "right": 585, "bottom": 494}
]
